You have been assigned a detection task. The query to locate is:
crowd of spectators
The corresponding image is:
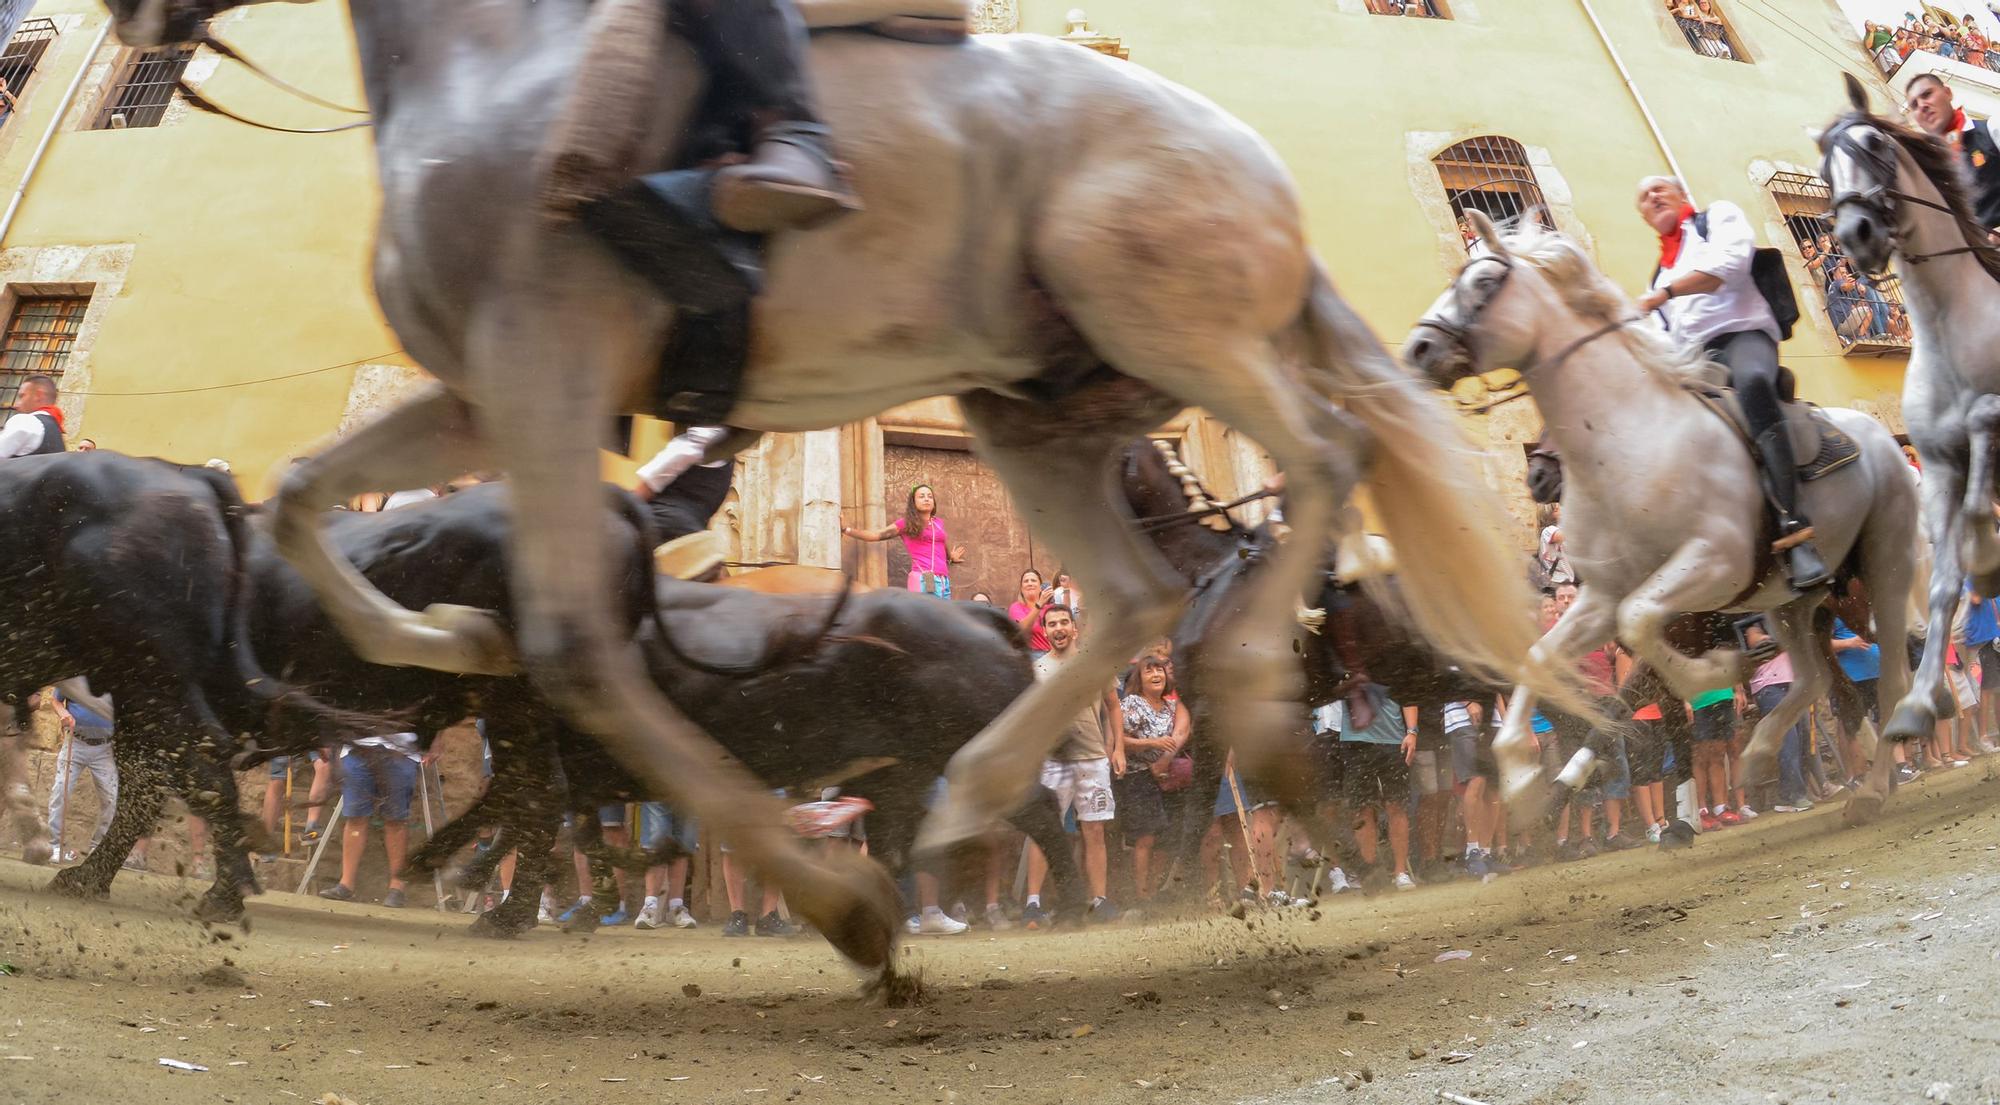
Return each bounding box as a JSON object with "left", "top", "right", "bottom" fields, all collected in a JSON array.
[{"left": 1863, "top": 10, "right": 1999, "bottom": 77}]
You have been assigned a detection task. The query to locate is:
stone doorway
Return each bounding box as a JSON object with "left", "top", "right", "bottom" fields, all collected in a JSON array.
[{"left": 882, "top": 443, "right": 1042, "bottom": 603}]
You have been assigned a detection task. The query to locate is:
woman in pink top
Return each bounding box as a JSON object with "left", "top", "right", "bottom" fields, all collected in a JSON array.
[
  {"left": 841, "top": 483, "right": 966, "bottom": 598},
  {"left": 1008, "top": 568, "right": 1054, "bottom": 655}
]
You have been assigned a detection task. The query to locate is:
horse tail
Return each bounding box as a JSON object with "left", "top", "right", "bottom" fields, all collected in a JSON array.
[{"left": 1294, "top": 264, "right": 1599, "bottom": 721}]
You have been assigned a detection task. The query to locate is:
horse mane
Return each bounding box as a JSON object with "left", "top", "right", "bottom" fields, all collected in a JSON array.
[
  {"left": 1830, "top": 109, "right": 2000, "bottom": 286},
  {"left": 1493, "top": 221, "right": 1724, "bottom": 387}
]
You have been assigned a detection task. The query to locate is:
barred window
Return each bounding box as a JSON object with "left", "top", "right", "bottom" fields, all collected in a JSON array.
[
  {"left": 1434, "top": 136, "right": 1553, "bottom": 249},
  {"left": 1366, "top": 0, "right": 1450, "bottom": 16},
  {"left": 0, "top": 18, "right": 59, "bottom": 124},
  {"left": 1667, "top": 0, "right": 1749, "bottom": 63},
  {"left": 0, "top": 296, "right": 88, "bottom": 408},
  {"left": 91, "top": 45, "right": 197, "bottom": 130},
  {"left": 1769, "top": 172, "right": 1910, "bottom": 353}
]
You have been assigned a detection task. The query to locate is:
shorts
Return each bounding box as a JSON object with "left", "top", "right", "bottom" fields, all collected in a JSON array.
[
  {"left": 1949, "top": 666, "right": 1978, "bottom": 713},
  {"left": 638, "top": 802, "right": 698, "bottom": 854},
  {"left": 1692, "top": 700, "right": 1736, "bottom": 742},
  {"left": 598, "top": 803, "right": 629, "bottom": 829},
  {"left": 1112, "top": 768, "right": 1170, "bottom": 842},
  {"left": 1213, "top": 772, "right": 1277, "bottom": 819},
  {"left": 1449, "top": 725, "right": 1496, "bottom": 785},
  {"left": 1041, "top": 758, "right": 1115, "bottom": 822},
  {"left": 906, "top": 570, "right": 953, "bottom": 600},
  {"left": 267, "top": 749, "right": 328, "bottom": 779},
  {"left": 1982, "top": 642, "right": 2000, "bottom": 691},
  {"left": 1598, "top": 730, "right": 1632, "bottom": 800},
  {"left": 1339, "top": 742, "right": 1410, "bottom": 810},
  {"left": 1625, "top": 719, "right": 1667, "bottom": 788},
  {"left": 339, "top": 748, "right": 416, "bottom": 820},
  {"left": 1411, "top": 748, "right": 1454, "bottom": 797},
  {"left": 1310, "top": 736, "right": 1345, "bottom": 804}
]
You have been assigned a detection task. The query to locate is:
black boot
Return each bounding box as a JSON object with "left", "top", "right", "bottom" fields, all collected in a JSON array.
[
  {"left": 1755, "top": 426, "right": 1833, "bottom": 591},
  {"left": 685, "top": 0, "right": 860, "bottom": 233}
]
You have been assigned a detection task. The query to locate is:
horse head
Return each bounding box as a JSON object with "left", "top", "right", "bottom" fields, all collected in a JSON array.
[
  {"left": 1404, "top": 209, "right": 1562, "bottom": 388},
  {"left": 1818, "top": 75, "right": 1910, "bottom": 281},
  {"left": 101, "top": 0, "right": 287, "bottom": 46}
]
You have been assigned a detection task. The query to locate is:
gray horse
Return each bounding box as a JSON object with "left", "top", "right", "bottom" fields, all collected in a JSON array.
[
  {"left": 1403, "top": 212, "right": 1918, "bottom": 825},
  {"left": 100, "top": 0, "right": 1561, "bottom": 972},
  {"left": 1820, "top": 74, "right": 2000, "bottom": 753}
]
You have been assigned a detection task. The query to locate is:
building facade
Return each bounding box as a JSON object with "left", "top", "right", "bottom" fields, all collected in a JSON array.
[{"left": 0, "top": 0, "right": 1956, "bottom": 593}]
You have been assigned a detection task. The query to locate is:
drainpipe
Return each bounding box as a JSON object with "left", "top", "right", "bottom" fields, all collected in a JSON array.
[
  {"left": 1574, "top": 0, "right": 1695, "bottom": 201},
  {"left": 0, "top": 20, "right": 112, "bottom": 247}
]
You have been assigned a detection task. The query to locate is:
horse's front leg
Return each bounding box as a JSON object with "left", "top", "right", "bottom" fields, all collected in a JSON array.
[
  {"left": 1958, "top": 394, "right": 2000, "bottom": 592},
  {"left": 1615, "top": 540, "right": 1752, "bottom": 700},
  {"left": 272, "top": 384, "right": 512, "bottom": 675},
  {"left": 1886, "top": 461, "right": 1969, "bottom": 744},
  {"left": 1496, "top": 586, "right": 1616, "bottom": 827}
]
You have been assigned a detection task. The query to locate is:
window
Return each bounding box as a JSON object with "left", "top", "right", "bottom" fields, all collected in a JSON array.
[
  {"left": 1366, "top": 0, "right": 1449, "bottom": 16},
  {"left": 1769, "top": 172, "right": 1910, "bottom": 353},
  {"left": 91, "top": 45, "right": 197, "bottom": 130},
  {"left": 1666, "top": 0, "right": 1747, "bottom": 62},
  {"left": 1433, "top": 136, "right": 1553, "bottom": 247},
  {"left": 0, "top": 18, "right": 58, "bottom": 126},
  {"left": 0, "top": 296, "right": 88, "bottom": 408}
]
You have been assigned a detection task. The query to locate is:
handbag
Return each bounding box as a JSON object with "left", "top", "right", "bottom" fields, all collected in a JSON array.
[{"left": 1152, "top": 753, "right": 1194, "bottom": 793}]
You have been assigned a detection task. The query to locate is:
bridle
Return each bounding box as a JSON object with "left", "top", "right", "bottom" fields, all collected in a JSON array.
[
  {"left": 1824, "top": 119, "right": 1999, "bottom": 281},
  {"left": 1412, "top": 252, "right": 1645, "bottom": 400},
  {"left": 122, "top": 1, "right": 373, "bottom": 135}
]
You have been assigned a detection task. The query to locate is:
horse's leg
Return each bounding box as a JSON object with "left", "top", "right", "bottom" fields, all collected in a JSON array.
[
  {"left": 916, "top": 406, "right": 1185, "bottom": 853},
  {"left": 1845, "top": 465, "right": 1919, "bottom": 825},
  {"left": 1495, "top": 586, "right": 1617, "bottom": 824},
  {"left": 1614, "top": 541, "right": 1751, "bottom": 700},
  {"left": 467, "top": 301, "right": 899, "bottom": 972},
  {"left": 271, "top": 384, "right": 510, "bottom": 675},
  {"left": 1735, "top": 600, "right": 1829, "bottom": 809},
  {"left": 1957, "top": 394, "right": 2000, "bottom": 591},
  {"left": 0, "top": 716, "right": 50, "bottom": 865},
  {"left": 1886, "top": 459, "right": 1968, "bottom": 745}
]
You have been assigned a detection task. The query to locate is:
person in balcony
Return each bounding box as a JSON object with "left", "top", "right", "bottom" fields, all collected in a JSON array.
[{"left": 1962, "top": 16, "right": 1988, "bottom": 69}]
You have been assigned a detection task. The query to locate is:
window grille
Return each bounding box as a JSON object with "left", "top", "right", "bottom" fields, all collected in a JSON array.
[
  {"left": 0, "top": 296, "right": 88, "bottom": 408},
  {"left": 91, "top": 44, "right": 197, "bottom": 130},
  {"left": 1769, "top": 171, "right": 1910, "bottom": 352},
  {"left": 1434, "top": 136, "right": 1553, "bottom": 248},
  {"left": 1365, "top": 0, "right": 1449, "bottom": 16},
  {"left": 1668, "top": 1, "right": 1749, "bottom": 63},
  {"left": 0, "top": 18, "right": 58, "bottom": 124}
]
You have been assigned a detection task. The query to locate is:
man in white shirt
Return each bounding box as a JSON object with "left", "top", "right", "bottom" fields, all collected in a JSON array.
[
  {"left": 0, "top": 375, "right": 67, "bottom": 459},
  {"left": 1634, "top": 176, "right": 1830, "bottom": 591},
  {"left": 631, "top": 424, "right": 734, "bottom": 543}
]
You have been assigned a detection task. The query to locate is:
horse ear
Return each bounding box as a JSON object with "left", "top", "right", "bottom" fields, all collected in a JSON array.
[
  {"left": 1844, "top": 71, "right": 1870, "bottom": 114},
  {"left": 1467, "top": 209, "right": 1508, "bottom": 257}
]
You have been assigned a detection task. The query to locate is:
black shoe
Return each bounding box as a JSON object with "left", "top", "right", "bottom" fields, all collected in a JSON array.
[
  {"left": 383, "top": 886, "right": 407, "bottom": 909},
  {"left": 722, "top": 910, "right": 751, "bottom": 937},
  {"left": 754, "top": 910, "right": 796, "bottom": 937},
  {"left": 712, "top": 125, "right": 860, "bottom": 234},
  {"left": 317, "top": 883, "right": 355, "bottom": 902},
  {"left": 1782, "top": 536, "right": 1833, "bottom": 592}
]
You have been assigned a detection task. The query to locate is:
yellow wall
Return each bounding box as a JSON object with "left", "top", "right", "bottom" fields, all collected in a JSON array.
[
  {"left": 1020, "top": 0, "right": 1909, "bottom": 418},
  {"left": 1, "top": 0, "right": 398, "bottom": 492}
]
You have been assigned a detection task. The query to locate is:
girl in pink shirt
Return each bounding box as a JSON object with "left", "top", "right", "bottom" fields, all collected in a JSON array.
[{"left": 841, "top": 483, "right": 966, "bottom": 598}]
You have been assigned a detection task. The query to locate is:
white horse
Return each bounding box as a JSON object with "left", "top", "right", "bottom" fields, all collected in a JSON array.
[
  {"left": 1402, "top": 212, "right": 1918, "bottom": 824},
  {"left": 1820, "top": 74, "right": 2000, "bottom": 751},
  {"left": 99, "top": 0, "right": 1563, "bottom": 970}
]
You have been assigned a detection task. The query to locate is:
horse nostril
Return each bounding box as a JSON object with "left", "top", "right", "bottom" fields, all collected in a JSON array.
[{"left": 1406, "top": 337, "right": 1433, "bottom": 365}]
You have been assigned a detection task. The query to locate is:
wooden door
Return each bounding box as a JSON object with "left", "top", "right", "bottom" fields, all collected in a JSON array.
[{"left": 882, "top": 444, "right": 1041, "bottom": 602}]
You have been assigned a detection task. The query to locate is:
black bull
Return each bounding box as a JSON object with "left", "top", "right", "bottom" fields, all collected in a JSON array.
[
  {"left": 0, "top": 452, "right": 362, "bottom": 919},
  {"left": 229, "top": 483, "right": 1083, "bottom": 933}
]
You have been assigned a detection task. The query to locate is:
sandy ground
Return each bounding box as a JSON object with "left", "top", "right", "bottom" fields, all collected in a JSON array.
[{"left": 3, "top": 766, "right": 2000, "bottom": 1105}]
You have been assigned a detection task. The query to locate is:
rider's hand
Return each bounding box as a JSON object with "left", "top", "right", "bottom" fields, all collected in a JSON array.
[{"left": 1635, "top": 288, "right": 1670, "bottom": 313}]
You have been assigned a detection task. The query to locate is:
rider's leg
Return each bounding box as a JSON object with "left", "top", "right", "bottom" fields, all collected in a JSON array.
[
  {"left": 674, "top": 0, "right": 861, "bottom": 233},
  {"left": 1711, "top": 329, "right": 1831, "bottom": 590}
]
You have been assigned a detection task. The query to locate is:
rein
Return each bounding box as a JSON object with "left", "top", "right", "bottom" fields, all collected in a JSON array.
[
  {"left": 1132, "top": 488, "right": 1275, "bottom": 535},
  {"left": 1827, "top": 126, "right": 2000, "bottom": 280},
  {"left": 1414, "top": 250, "right": 1644, "bottom": 396},
  {"left": 171, "top": 28, "right": 374, "bottom": 135}
]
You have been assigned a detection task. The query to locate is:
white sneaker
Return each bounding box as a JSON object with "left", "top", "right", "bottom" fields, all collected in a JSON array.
[
  {"left": 537, "top": 897, "right": 558, "bottom": 926},
  {"left": 1773, "top": 801, "right": 1814, "bottom": 813},
  {"left": 912, "top": 907, "right": 969, "bottom": 935},
  {"left": 1736, "top": 805, "right": 1759, "bottom": 820},
  {"left": 634, "top": 900, "right": 665, "bottom": 930},
  {"left": 1393, "top": 872, "right": 1417, "bottom": 892},
  {"left": 1645, "top": 824, "right": 1663, "bottom": 844},
  {"left": 1326, "top": 867, "right": 1352, "bottom": 894},
  {"left": 669, "top": 904, "right": 698, "bottom": 929}
]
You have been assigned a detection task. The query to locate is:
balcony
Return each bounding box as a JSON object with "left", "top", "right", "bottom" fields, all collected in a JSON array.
[
  {"left": 1675, "top": 14, "right": 1744, "bottom": 61},
  {"left": 1863, "top": 23, "right": 2000, "bottom": 79}
]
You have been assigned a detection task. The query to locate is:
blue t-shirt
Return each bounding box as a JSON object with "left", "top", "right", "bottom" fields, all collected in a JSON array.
[
  {"left": 1963, "top": 591, "right": 2000, "bottom": 647},
  {"left": 1832, "top": 618, "right": 1881, "bottom": 683},
  {"left": 55, "top": 690, "right": 113, "bottom": 739},
  {"left": 1330, "top": 685, "right": 1407, "bottom": 746}
]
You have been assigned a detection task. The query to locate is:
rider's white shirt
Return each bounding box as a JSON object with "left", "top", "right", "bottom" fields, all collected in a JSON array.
[
  {"left": 1649, "top": 200, "right": 1780, "bottom": 347},
  {"left": 637, "top": 425, "right": 730, "bottom": 493}
]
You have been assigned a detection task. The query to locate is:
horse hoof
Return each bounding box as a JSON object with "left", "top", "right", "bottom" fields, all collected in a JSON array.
[
  {"left": 21, "top": 840, "right": 52, "bottom": 867},
  {"left": 469, "top": 912, "right": 531, "bottom": 940},
  {"left": 560, "top": 911, "right": 602, "bottom": 935},
  {"left": 194, "top": 895, "right": 245, "bottom": 924},
  {"left": 791, "top": 850, "right": 901, "bottom": 972},
  {"left": 1842, "top": 791, "right": 1887, "bottom": 827},
  {"left": 1882, "top": 701, "right": 1936, "bottom": 745}
]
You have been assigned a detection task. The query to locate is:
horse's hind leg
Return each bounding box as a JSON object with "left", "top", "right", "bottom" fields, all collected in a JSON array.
[
  {"left": 917, "top": 404, "right": 1186, "bottom": 855},
  {"left": 272, "top": 384, "right": 510, "bottom": 675},
  {"left": 0, "top": 720, "right": 51, "bottom": 865},
  {"left": 1887, "top": 460, "right": 1968, "bottom": 745},
  {"left": 1959, "top": 394, "right": 2000, "bottom": 591}
]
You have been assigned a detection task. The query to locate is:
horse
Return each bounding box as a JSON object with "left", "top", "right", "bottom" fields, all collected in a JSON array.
[
  {"left": 1818, "top": 73, "right": 2000, "bottom": 752},
  {"left": 1401, "top": 211, "right": 1919, "bottom": 826},
  {"left": 100, "top": 0, "right": 1558, "bottom": 973}
]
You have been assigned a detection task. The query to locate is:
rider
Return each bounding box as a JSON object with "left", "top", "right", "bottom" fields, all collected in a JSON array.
[
  {"left": 672, "top": 0, "right": 860, "bottom": 234},
  {"left": 1633, "top": 176, "right": 1831, "bottom": 592},
  {"left": 1903, "top": 73, "right": 2000, "bottom": 237}
]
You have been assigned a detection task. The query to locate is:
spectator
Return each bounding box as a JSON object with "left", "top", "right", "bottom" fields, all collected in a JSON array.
[
  {"left": 566, "top": 804, "right": 641, "bottom": 925},
  {"left": 40, "top": 680, "right": 116, "bottom": 864},
  {"left": 261, "top": 749, "right": 336, "bottom": 853},
  {"left": 1864, "top": 21, "right": 1900, "bottom": 72},
  {"left": 74, "top": 438, "right": 96, "bottom": 453},
  {"left": 1206, "top": 750, "right": 1286, "bottom": 903},
  {"left": 1958, "top": 587, "right": 1998, "bottom": 758},
  {"left": 633, "top": 802, "right": 699, "bottom": 930},
  {"left": 1115, "top": 653, "right": 1186, "bottom": 905},
  {"left": 1407, "top": 698, "right": 1462, "bottom": 880},
  {"left": 967, "top": 591, "right": 994, "bottom": 605},
  {"left": 1612, "top": 649, "right": 1673, "bottom": 844},
  {"left": 1008, "top": 568, "right": 1054, "bottom": 657},
  {"left": 1688, "top": 682, "right": 1737, "bottom": 831},
  {"left": 1905, "top": 73, "right": 2000, "bottom": 237},
  {"left": 1827, "top": 261, "right": 1876, "bottom": 344},
  {"left": 1537, "top": 503, "right": 1575, "bottom": 585},
  {"left": 1019, "top": 604, "right": 1120, "bottom": 926},
  {"left": 1339, "top": 682, "right": 1417, "bottom": 890},
  {"left": 723, "top": 846, "right": 794, "bottom": 937},
  {"left": 1048, "top": 569, "right": 1084, "bottom": 624},
  {"left": 841, "top": 483, "right": 966, "bottom": 599},
  {"left": 1964, "top": 16, "right": 1989, "bottom": 68},
  {"left": 318, "top": 732, "right": 425, "bottom": 908},
  {"left": 0, "top": 374, "right": 65, "bottom": 459},
  {"left": 1448, "top": 697, "right": 1502, "bottom": 879},
  {"left": 1746, "top": 643, "right": 1808, "bottom": 813}
]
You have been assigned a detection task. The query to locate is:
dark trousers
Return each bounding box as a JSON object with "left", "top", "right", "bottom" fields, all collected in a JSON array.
[
  {"left": 1705, "top": 329, "right": 1783, "bottom": 442},
  {"left": 646, "top": 461, "right": 733, "bottom": 543},
  {"left": 671, "top": 0, "right": 820, "bottom": 141}
]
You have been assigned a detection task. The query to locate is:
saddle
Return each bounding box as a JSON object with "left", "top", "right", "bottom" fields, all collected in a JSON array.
[
  {"left": 1683, "top": 383, "right": 1860, "bottom": 484},
  {"left": 653, "top": 530, "right": 727, "bottom": 581}
]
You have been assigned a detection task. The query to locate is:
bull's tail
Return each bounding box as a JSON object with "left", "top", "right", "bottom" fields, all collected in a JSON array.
[{"left": 1295, "top": 265, "right": 1599, "bottom": 722}]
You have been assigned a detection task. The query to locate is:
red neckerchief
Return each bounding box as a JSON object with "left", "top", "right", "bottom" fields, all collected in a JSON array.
[
  {"left": 1656, "top": 203, "right": 1699, "bottom": 268},
  {"left": 19, "top": 404, "right": 63, "bottom": 431}
]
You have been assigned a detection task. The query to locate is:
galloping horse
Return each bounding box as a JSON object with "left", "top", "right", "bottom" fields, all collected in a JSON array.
[
  {"left": 1402, "top": 213, "right": 1918, "bottom": 824},
  {"left": 100, "top": 0, "right": 1558, "bottom": 971},
  {"left": 1819, "top": 74, "right": 2000, "bottom": 751}
]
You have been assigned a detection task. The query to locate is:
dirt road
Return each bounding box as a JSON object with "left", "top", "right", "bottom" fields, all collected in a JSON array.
[{"left": 3, "top": 766, "right": 1998, "bottom": 1105}]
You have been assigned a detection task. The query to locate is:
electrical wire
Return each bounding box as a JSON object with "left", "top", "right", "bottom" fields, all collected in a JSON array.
[{"left": 75, "top": 349, "right": 406, "bottom": 397}]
